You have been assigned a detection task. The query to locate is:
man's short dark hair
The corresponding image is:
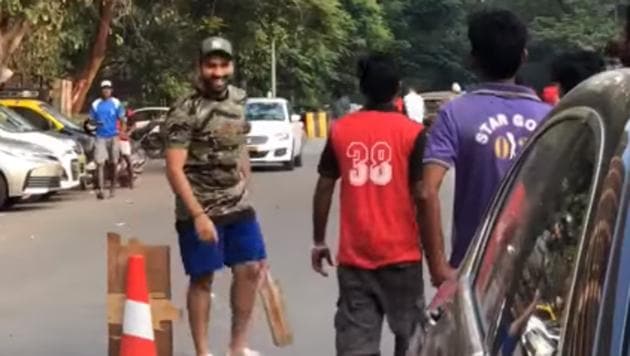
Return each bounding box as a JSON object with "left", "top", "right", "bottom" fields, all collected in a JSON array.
[
  {"left": 357, "top": 53, "right": 400, "bottom": 104},
  {"left": 468, "top": 9, "right": 528, "bottom": 80},
  {"left": 551, "top": 50, "right": 605, "bottom": 94}
]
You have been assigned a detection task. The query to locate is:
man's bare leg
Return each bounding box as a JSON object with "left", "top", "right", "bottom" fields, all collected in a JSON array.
[
  {"left": 124, "top": 155, "right": 134, "bottom": 189},
  {"left": 188, "top": 273, "right": 214, "bottom": 356},
  {"left": 109, "top": 161, "right": 117, "bottom": 198},
  {"left": 96, "top": 163, "right": 105, "bottom": 200},
  {"left": 229, "top": 261, "right": 263, "bottom": 354}
]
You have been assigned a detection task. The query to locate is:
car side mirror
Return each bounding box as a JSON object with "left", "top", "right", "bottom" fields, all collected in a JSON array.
[{"left": 290, "top": 114, "right": 301, "bottom": 122}]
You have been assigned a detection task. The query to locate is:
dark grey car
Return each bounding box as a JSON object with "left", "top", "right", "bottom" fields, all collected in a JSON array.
[{"left": 411, "top": 69, "right": 630, "bottom": 356}]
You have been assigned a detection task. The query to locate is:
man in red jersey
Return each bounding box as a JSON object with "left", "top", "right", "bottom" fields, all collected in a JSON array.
[{"left": 311, "top": 53, "right": 441, "bottom": 356}]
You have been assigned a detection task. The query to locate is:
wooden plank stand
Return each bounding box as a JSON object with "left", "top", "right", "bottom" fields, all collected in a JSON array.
[{"left": 107, "top": 233, "right": 180, "bottom": 356}]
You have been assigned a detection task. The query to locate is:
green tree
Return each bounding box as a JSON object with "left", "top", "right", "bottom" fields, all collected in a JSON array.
[
  {"left": 0, "top": 0, "right": 73, "bottom": 82},
  {"left": 384, "top": 0, "right": 473, "bottom": 90}
]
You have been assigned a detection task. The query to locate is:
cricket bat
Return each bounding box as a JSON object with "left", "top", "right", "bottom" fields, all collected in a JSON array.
[{"left": 259, "top": 268, "right": 293, "bottom": 347}]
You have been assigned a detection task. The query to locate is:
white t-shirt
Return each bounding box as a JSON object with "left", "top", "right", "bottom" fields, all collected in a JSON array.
[{"left": 404, "top": 91, "right": 425, "bottom": 124}]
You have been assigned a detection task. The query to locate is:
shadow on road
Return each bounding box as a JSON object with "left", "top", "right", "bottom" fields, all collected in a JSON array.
[{"left": 1, "top": 204, "right": 55, "bottom": 213}]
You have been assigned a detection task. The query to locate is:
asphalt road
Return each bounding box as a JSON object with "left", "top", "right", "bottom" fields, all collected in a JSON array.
[{"left": 0, "top": 139, "right": 453, "bottom": 356}]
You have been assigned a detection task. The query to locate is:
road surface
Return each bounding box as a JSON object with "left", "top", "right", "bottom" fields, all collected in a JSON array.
[{"left": 0, "top": 139, "right": 453, "bottom": 355}]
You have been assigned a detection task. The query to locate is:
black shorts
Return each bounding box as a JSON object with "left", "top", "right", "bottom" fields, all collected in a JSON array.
[{"left": 335, "top": 262, "right": 426, "bottom": 356}]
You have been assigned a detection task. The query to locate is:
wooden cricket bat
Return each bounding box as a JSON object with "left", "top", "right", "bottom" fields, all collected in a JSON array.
[{"left": 259, "top": 268, "right": 293, "bottom": 347}]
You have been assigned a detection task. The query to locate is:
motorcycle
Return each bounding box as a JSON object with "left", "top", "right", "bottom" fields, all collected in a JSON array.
[{"left": 130, "top": 115, "right": 165, "bottom": 159}]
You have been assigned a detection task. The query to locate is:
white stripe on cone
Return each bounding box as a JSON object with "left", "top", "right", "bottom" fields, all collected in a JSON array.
[{"left": 122, "top": 299, "right": 155, "bottom": 341}]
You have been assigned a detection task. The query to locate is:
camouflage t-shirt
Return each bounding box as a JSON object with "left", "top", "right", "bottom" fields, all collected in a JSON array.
[{"left": 165, "top": 85, "right": 253, "bottom": 222}]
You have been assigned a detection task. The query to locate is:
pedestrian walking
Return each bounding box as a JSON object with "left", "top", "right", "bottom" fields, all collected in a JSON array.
[
  {"left": 311, "top": 53, "right": 439, "bottom": 356},
  {"left": 403, "top": 84, "right": 425, "bottom": 123},
  {"left": 164, "top": 36, "right": 265, "bottom": 356},
  {"left": 89, "top": 80, "right": 126, "bottom": 200},
  {"left": 420, "top": 9, "right": 552, "bottom": 286},
  {"left": 117, "top": 118, "right": 134, "bottom": 189},
  {"left": 541, "top": 84, "right": 560, "bottom": 105}
]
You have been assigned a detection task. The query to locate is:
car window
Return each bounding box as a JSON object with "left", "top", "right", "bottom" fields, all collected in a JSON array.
[
  {"left": 246, "top": 102, "right": 286, "bottom": 121},
  {"left": 133, "top": 110, "right": 167, "bottom": 124},
  {"left": 473, "top": 115, "right": 599, "bottom": 355},
  {"left": 131, "top": 111, "right": 151, "bottom": 126},
  {"left": 563, "top": 151, "right": 625, "bottom": 356},
  {"left": 11, "top": 107, "right": 51, "bottom": 131},
  {"left": 39, "top": 103, "right": 82, "bottom": 131},
  {"left": 582, "top": 133, "right": 630, "bottom": 356}
]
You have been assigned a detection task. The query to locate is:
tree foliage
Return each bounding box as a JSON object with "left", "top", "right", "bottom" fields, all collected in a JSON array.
[{"left": 1, "top": 0, "right": 624, "bottom": 109}]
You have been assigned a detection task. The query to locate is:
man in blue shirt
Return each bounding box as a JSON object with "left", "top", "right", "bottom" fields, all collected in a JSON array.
[{"left": 89, "top": 80, "right": 126, "bottom": 200}]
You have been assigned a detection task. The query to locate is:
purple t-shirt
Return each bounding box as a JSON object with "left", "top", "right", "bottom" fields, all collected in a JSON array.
[{"left": 424, "top": 83, "right": 552, "bottom": 267}]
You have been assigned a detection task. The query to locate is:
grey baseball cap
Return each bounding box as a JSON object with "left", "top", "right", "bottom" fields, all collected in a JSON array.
[{"left": 200, "top": 37, "right": 233, "bottom": 58}]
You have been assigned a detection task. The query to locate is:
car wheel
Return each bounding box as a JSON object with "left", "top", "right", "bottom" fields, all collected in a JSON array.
[
  {"left": 284, "top": 145, "right": 296, "bottom": 171},
  {"left": 0, "top": 174, "right": 7, "bottom": 209},
  {"left": 294, "top": 150, "right": 303, "bottom": 167},
  {"left": 283, "top": 158, "right": 295, "bottom": 171}
]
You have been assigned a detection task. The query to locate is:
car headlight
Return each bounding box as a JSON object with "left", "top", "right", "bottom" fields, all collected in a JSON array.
[{"left": 274, "top": 132, "right": 290, "bottom": 141}]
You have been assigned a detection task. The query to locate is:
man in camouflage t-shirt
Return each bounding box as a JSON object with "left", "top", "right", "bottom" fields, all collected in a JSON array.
[{"left": 165, "top": 37, "right": 265, "bottom": 356}]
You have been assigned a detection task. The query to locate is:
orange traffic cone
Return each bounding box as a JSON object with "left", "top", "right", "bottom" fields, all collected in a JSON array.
[{"left": 120, "top": 255, "right": 157, "bottom": 356}]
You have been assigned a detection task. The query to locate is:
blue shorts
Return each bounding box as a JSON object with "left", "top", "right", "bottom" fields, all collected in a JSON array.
[{"left": 176, "top": 216, "right": 267, "bottom": 279}]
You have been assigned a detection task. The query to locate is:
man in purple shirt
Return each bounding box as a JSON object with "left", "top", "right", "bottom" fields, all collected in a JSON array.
[{"left": 420, "top": 9, "right": 552, "bottom": 286}]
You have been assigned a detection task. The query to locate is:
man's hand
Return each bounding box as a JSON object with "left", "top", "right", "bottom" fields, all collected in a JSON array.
[
  {"left": 429, "top": 260, "right": 457, "bottom": 287},
  {"left": 194, "top": 213, "right": 218, "bottom": 244},
  {"left": 311, "top": 244, "right": 335, "bottom": 277}
]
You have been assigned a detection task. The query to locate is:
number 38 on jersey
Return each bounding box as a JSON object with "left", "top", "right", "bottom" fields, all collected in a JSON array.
[{"left": 346, "top": 141, "right": 393, "bottom": 186}]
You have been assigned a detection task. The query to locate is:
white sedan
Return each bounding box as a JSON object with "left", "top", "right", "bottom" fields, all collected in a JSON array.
[
  {"left": 0, "top": 138, "right": 64, "bottom": 208},
  {"left": 245, "top": 98, "right": 304, "bottom": 170},
  {"left": 0, "top": 105, "right": 82, "bottom": 190}
]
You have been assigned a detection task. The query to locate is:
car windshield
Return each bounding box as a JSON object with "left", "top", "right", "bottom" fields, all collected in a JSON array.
[
  {"left": 246, "top": 102, "right": 286, "bottom": 121},
  {"left": 39, "top": 103, "right": 83, "bottom": 131},
  {"left": 0, "top": 106, "right": 36, "bottom": 133}
]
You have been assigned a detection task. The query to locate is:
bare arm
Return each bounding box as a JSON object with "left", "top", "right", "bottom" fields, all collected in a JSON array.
[
  {"left": 165, "top": 148, "right": 204, "bottom": 218},
  {"left": 313, "top": 176, "right": 336, "bottom": 245},
  {"left": 419, "top": 163, "right": 455, "bottom": 285},
  {"left": 240, "top": 146, "right": 251, "bottom": 186},
  {"left": 311, "top": 175, "right": 336, "bottom": 276}
]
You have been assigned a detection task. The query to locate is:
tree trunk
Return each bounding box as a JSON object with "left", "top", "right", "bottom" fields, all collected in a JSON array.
[
  {"left": 71, "top": 0, "right": 116, "bottom": 114},
  {"left": 0, "top": 20, "right": 30, "bottom": 84}
]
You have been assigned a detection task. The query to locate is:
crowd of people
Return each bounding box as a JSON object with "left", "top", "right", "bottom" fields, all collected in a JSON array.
[{"left": 157, "top": 6, "right": 612, "bottom": 356}]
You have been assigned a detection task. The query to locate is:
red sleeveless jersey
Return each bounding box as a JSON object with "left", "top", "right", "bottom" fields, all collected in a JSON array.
[{"left": 329, "top": 110, "right": 424, "bottom": 269}]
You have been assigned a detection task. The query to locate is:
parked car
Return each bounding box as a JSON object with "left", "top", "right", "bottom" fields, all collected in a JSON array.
[
  {"left": 0, "top": 138, "right": 64, "bottom": 208},
  {"left": 412, "top": 69, "right": 630, "bottom": 356},
  {"left": 0, "top": 105, "right": 84, "bottom": 190},
  {"left": 128, "top": 106, "right": 168, "bottom": 130},
  {"left": 245, "top": 97, "right": 304, "bottom": 170},
  {"left": 0, "top": 95, "right": 95, "bottom": 157}
]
